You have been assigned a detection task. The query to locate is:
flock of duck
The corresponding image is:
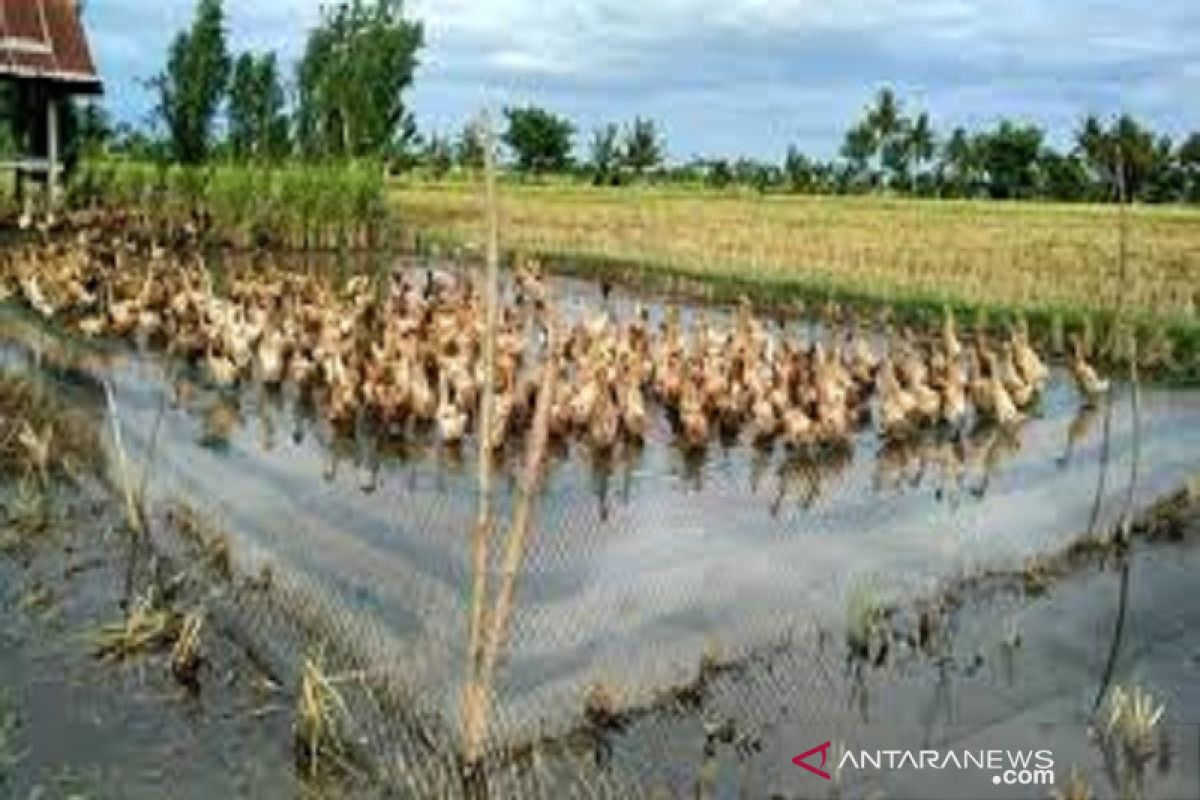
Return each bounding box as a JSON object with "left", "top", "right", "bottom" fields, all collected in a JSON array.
[{"left": 0, "top": 234, "right": 1112, "bottom": 465}]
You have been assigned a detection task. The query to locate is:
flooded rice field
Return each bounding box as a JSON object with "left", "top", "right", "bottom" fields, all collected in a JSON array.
[{"left": 2, "top": 252, "right": 1199, "bottom": 798}]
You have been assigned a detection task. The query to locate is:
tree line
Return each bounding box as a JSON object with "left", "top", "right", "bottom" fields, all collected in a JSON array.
[
  {"left": 435, "top": 89, "right": 1200, "bottom": 204},
  {"left": 28, "top": 0, "right": 1200, "bottom": 205}
]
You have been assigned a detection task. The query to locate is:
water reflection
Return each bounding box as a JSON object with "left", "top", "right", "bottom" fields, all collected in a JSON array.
[
  {"left": 199, "top": 394, "right": 240, "bottom": 450},
  {"left": 138, "top": 364, "right": 1114, "bottom": 525},
  {"left": 1059, "top": 402, "right": 1101, "bottom": 468},
  {"left": 0, "top": 281, "right": 1133, "bottom": 531}
]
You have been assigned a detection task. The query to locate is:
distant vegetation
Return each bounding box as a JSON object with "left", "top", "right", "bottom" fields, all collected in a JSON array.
[{"left": 440, "top": 89, "right": 1200, "bottom": 205}]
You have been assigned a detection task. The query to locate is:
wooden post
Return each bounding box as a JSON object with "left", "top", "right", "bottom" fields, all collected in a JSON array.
[{"left": 46, "top": 94, "right": 61, "bottom": 207}]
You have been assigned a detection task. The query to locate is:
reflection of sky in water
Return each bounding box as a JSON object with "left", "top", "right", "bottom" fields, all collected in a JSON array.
[{"left": 3, "top": 263, "right": 1200, "bottom": 748}]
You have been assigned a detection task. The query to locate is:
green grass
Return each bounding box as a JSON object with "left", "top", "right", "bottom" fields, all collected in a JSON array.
[{"left": 70, "top": 159, "right": 390, "bottom": 250}]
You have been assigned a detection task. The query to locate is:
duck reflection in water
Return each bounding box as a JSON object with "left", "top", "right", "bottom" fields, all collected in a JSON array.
[
  {"left": 772, "top": 446, "right": 853, "bottom": 517},
  {"left": 968, "top": 422, "right": 1023, "bottom": 498},
  {"left": 252, "top": 385, "right": 279, "bottom": 452},
  {"left": 872, "top": 420, "right": 1023, "bottom": 502},
  {"left": 170, "top": 375, "right": 198, "bottom": 410},
  {"left": 677, "top": 443, "right": 708, "bottom": 494},
  {"left": 198, "top": 393, "right": 242, "bottom": 450},
  {"left": 353, "top": 410, "right": 381, "bottom": 493},
  {"left": 876, "top": 433, "right": 967, "bottom": 502},
  {"left": 1057, "top": 401, "right": 1100, "bottom": 469},
  {"left": 590, "top": 448, "right": 613, "bottom": 522},
  {"left": 748, "top": 442, "right": 773, "bottom": 495}
]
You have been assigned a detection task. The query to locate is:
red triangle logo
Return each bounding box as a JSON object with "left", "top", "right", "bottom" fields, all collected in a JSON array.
[{"left": 793, "top": 741, "right": 832, "bottom": 780}]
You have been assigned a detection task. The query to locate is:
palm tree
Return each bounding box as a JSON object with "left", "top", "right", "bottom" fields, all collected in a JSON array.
[
  {"left": 1075, "top": 114, "right": 1157, "bottom": 201},
  {"left": 941, "top": 126, "right": 977, "bottom": 197},
  {"left": 589, "top": 123, "right": 620, "bottom": 185},
  {"left": 867, "top": 87, "right": 901, "bottom": 143},
  {"left": 906, "top": 112, "right": 936, "bottom": 193},
  {"left": 840, "top": 121, "right": 877, "bottom": 187},
  {"left": 622, "top": 117, "right": 664, "bottom": 178},
  {"left": 866, "top": 87, "right": 910, "bottom": 188},
  {"left": 1075, "top": 114, "right": 1111, "bottom": 188},
  {"left": 1180, "top": 132, "right": 1200, "bottom": 202}
]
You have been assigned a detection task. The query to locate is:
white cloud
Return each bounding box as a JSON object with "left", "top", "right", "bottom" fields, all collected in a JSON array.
[{"left": 88, "top": 0, "right": 1200, "bottom": 157}]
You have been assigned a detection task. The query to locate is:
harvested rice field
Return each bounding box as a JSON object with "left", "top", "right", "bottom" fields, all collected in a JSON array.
[{"left": 395, "top": 183, "right": 1200, "bottom": 322}]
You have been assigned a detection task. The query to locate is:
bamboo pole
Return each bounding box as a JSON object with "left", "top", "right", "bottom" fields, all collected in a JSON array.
[
  {"left": 462, "top": 313, "right": 559, "bottom": 769},
  {"left": 462, "top": 110, "right": 501, "bottom": 768},
  {"left": 479, "top": 317, "right": 559, "bottom": 682},
  {"left": 1115, "top": 153, "right": 1141, "bottom": 542}
]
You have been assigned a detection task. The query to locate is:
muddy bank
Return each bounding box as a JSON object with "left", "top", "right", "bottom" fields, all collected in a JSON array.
[
  {"left": 0, "top": 463, "right": 302, "bottom": 797},
  {"left": 0, "top": 368, "right": 386, "bottom": 798}
]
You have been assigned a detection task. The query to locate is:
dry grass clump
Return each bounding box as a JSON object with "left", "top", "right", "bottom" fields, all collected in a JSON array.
[
  {"left": 93, "top": 593, "right": 180, "bottom": 662},
  {"left": 846, "top": 582, "right": 890, "bottom": 663},
  {"left": 1052, "top": 766, "right": 1093, "bottom": 800},
  {"left": 0, "top": 372, "right": 100, "bottom": 481},
  {"left": 163, "top": 503, "right": 236, "bottom": 582},
  {"left": 93, "top": 596, "right": 208, "bottom": 692},
  {"left": 7, "top": 476, "right": 49, "bottom": 541},
  {"left": 1103, "top": 684, "right": 1166, "bottom": 763},
  {"left": 582, "top": 682, "right": 623, "bottom": 731},
  {"left": 170, "top": 610, "right": 205, "bottom": 689},
  {"left": 294, "top": 653, "right": 352, "bottom": 780}
]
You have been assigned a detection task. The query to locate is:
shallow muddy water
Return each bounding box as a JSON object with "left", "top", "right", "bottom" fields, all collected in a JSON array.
[
  {"left": 0, "top": 480, "right": 305, "bottom": 799},
  {"left": 2, "top": 255, "right": 1199, "bottom": 796}
]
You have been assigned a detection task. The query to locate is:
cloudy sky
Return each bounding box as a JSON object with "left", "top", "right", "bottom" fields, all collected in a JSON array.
[{"left": 88, "top": 0, "right": 1200, "bottom": 160}]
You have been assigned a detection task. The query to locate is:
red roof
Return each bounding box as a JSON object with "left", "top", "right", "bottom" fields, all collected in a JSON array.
[{"left": 0, "top": 0, "right": 101, "bottom": 93}]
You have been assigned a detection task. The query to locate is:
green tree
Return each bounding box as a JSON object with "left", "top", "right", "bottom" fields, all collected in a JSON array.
[
  {"left": 784, "top": 146, "right": 817, "bottom": 193},
  {"left": 296, "top": 0, "right": 424, "bottom": 158},
  {"left": 501, "top": 106, "right": 574, "bottom": 173},
  {"left": 1075, "top": 114, "right": 1159, "bottom": 201},
  {"left": 905, "top": 111, "right": 936, "bottom": 192},
  {"left": 228, "top": 52, "right": 289, "bottom": 160},
  {"left": 867, "top": 88, "right": 900, "bottom": 141},
  {"left": 455, "top": 120, "right": 485, "bottom": 170},
  {"left": 975, "top": 120, "right": 1043, "bottom": 199},
  {"left": 423, "top": 133, "right": 453, "bottom": 178},
  {"left": 840, "top": 120, "right": 876, "bottom": 188},
  {"left": 939, "top": 126, "right": 980, "bottom": 197},
  {"left": 589, "top": 123, "right": 620, "bottom": 185},
  {"left": 867, "top": 87, "right": 909, "bottom": 187},
  {"left": 1141, "top": 135, "right": 1183, "bottom": 203},
  {"left": 1180, "top": 132, "right": 1200, "bottom": 202},
  {"left": 880, "top": 117, "right": 912, "bottom": 188},
  {"left": 1038, "top": 148, "right": 1090, "bottom": 201},
  {"left": 155, "top": 0, "right": 231, "bottom": 163},
  {"left": 734, "top": 158, "right": 780, "bottom": 193},
  {"left": 705, "top": 158, "right": 733, "bottom": 189},
  {"left": 622, "top": 117, "right": 664, "bottom": 177},
  {"left": 74, "top": 101, "right": 112, "bottom": 156},
  {"left": 1112, "top": 115, "right": 1158, "bottom": 199},
  {"left": 59, "top": 100, "right": 107, "bottom": 175}
]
